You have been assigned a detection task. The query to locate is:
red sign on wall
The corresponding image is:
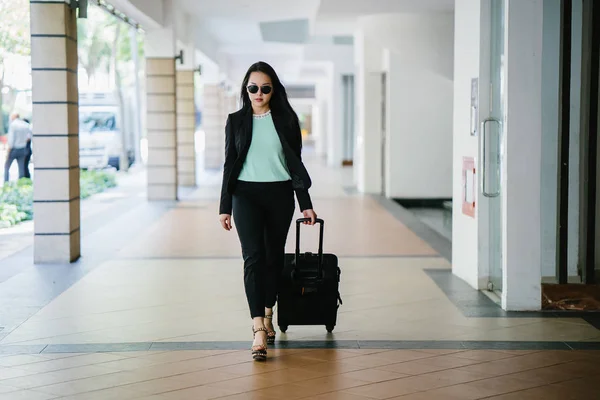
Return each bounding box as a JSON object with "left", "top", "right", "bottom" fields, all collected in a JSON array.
[{"left": 462, "top": 157, "right": 476, "bottom": 218}]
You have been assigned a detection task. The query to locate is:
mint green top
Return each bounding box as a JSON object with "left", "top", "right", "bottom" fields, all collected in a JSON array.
[{"left": 238, "top": 111, "right": 291, "bottom": 182}]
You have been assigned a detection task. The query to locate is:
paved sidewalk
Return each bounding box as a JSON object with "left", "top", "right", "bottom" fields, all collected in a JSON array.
[
  {"left": 0, "top": 151, "right": 598, "bottom": 399},
  {"left": 0, "top": 165, "right": 147, "bottom": 263}
]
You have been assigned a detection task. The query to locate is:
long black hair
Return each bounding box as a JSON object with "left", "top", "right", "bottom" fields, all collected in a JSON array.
[{"left": 240, "top": 61, "right": 300, "bottom": 128}]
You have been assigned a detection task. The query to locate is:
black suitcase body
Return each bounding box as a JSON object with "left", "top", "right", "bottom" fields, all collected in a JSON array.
[{"left": 278, "top": 218, "right": 342, "bottom": 333}]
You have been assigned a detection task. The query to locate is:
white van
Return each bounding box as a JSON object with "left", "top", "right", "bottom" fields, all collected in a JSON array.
[{"left": 79, "top": 92, "right": 134, "bottom": 170}]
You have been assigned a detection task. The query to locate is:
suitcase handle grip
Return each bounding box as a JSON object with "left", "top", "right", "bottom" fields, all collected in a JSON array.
[
  {"left": 290, "top": 268, "right": 324, "bottom": 284},
  {"left": 295, "top": 218, "right": 325, "bottom": 272}
]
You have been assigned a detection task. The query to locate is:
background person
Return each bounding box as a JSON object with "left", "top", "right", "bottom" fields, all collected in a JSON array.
[{"left": 4, "top": 113, "right": 31, "bottom": 182}]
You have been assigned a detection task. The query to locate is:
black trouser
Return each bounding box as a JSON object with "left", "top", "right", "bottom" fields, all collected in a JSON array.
[
  {"left": 23, "top": 141, "right": 32, "bottom": 179},
  {"left": 4, "top": 147, "right": 27, "bottom": 182},
  {"left": 232, "top": 180, "right": 295, "bottom": 319}
]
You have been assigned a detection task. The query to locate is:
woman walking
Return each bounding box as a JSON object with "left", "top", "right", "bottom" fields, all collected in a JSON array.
[{"left": 219, "top": 61, "right": 317, "bottom": 361}]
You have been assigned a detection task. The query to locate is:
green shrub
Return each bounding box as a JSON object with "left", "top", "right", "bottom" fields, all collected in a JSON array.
[
  {"left": 0, "top": 170, "right": 118, "bottom": 228},
  {"left": 0, "top": 203, "right": 28, "bottom": 228},
  {"left": 80, "top": 169, "right": 117, "bottom": 199},
  {"left": 0, "top": 178, "right": 33, "bottom": 219}
]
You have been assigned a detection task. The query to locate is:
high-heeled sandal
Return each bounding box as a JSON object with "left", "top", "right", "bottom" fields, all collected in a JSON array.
[
  {"left": 265, "top": 313, "right": 276, "bottom": 345},
  {"left": 251, "top": 327, "right": 268, "bottom": 361}
]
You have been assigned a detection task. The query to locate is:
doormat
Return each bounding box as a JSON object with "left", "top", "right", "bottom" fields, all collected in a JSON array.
[{"left": 542, "top": 284, "right": 600, "bottom": 310}]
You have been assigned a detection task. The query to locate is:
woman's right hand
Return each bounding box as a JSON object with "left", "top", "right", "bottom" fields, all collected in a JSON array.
[{"left": 219, "top": 214, "right": 232, "bottom": 231}]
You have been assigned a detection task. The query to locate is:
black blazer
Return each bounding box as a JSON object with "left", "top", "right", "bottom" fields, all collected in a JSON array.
[{"left": 219, "top": 107, "right": 313, "bottom": 215}]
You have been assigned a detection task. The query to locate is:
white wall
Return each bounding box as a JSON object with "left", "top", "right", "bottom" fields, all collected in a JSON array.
[
  {"left": 144, "top": 0, "right": 176, "bottom": 58},
  {"left": 193, "top": 22, "right": 221, "bottom": 66},
  {"left": 380, "top": 14, "right": 454, "bottom": 198},
  {"left": 314, "top": 83, "right": 329, "bottom": 156},
  {"left": 353, "top": 24, "right": 383, "bottom": 193},
  {"left": 110, "top": 0, "right": 163, "bottom": 30},
  {"left": 452, "top": 0, "right": 481, "bottom": 289},
  {"left": 304, "top": 44, "right": 354, "bottom": 167},
  {"left": 354, "top": 13, "right": 454, "bottom": 197},
  {"left": 176, "top": 40, "right": 195, "bottom": 70},
  {"left": 196, "top": 50, "right": 220, "bottom": 84}
]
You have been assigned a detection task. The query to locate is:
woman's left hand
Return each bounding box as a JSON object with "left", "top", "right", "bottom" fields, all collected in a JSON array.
[{"left": 302, "top": 209, "right": 317, "bottom": 225}]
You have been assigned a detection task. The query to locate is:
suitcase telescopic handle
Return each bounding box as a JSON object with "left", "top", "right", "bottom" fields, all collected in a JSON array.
[{"left": 295, "top": 218, "right": 325, "bottom": 273}]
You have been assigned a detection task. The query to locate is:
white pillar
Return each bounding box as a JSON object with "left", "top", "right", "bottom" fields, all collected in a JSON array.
[
  {"left": 327, "top": 66, "right": 344, "bottom": 167},
  {"left": 311, "top": 102, "right": 322, "bottom": 155},
  {"left": 176, "top": 42, "right": 197, "bottom": 187},
  {"left": 452, "top": 0, "right": 482, "bottom": 288},
  {"left": 353, "top": 27, "right": 383, "bottom": 194},
  {"left": 145, "top": 1, "right": 177, "bottom": 200},
  {"left": 501, "top": 0, "right": 543, "bottom": 310},
  {"left": 30, "top": 0, "right": 80, "bottom": 263},
  {"left": 314, "top": 82, "right": 328, "bottom": 157},
  {"left": 196, "top": 51, "right": 220, "bottom": 84},
  {"left": 202, "top": 84, "right": 226, "bottom": 170}
]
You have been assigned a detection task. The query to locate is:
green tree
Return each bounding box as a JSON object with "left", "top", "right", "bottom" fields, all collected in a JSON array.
[
  {"left": 111, "top": 20, "right": 142, "bottom": 172},
  {"left": 78, "top": 4, "right": 143, "bottom": 172},
  {"left": 112, "top": 22, "right": 129, "bottom": 171},
  {"left": 77, "top": 5, "right": 143, "bottom": 85},
  {"left": 0, "top": 0, "right": 30, "bottom": 133},
  {"left": 77, "top": 5, "right": 112, "bottom": 84}
]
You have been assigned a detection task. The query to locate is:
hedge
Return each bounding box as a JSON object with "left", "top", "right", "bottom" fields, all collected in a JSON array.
[{"left": 0, "top": 170, "right": 117, "bottom": 228}]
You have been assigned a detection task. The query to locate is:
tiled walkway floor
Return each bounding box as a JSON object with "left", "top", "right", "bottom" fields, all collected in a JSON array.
[
  {"left": 0, "top": 149, "right": 599, "bottom": 399},
  {"left": 0, "top": 349, "right": 599, "bottom": 399}
]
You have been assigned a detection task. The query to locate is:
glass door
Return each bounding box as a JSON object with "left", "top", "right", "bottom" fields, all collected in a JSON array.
[{"left": 482, "top": 0, "right": 506, "bottom": 293}]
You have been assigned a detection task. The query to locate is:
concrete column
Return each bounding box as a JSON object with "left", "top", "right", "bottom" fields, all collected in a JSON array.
[
  {"left": 176, "top": 69, "right": 196, "bottom": 186},
  {"left": 175, "top": 43, "right": 197, "bottom": 187},
  {"left": 327, "top": 66, "right": 344, "bottom": 167},
  {"left": 30, "top": 1, "right": 80, "bottom": 263},
  {"left": 224, "top": 92, "right": 237, "bottom": 116},
  {"left": 145, "top": 16, "right": 177, "bottom": 200},
  {"left": 501, "top": 0, "right": 543, "bottom": 310},
  {"left": 313, "top": 83, "right": 326, "bottom": 156},
  {"left": 203, "top": 84, "right": 225, "bottom": 170},
  {"left": 451, "top": 0, "right": 482, "bottom": 289},
  {"left": 312, "top": 101, "right": 323, "bottom": 155},
  {"left": 175, "top": 16, "right": 197, "bottom": 186},
  {"left": 146, "top": 57, "right": 177, "bottom": 199}
]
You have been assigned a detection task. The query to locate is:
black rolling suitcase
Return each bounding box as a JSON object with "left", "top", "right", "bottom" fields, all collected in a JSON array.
[{"left": 277, "top": 218, "right": 342, "bottom": 333}]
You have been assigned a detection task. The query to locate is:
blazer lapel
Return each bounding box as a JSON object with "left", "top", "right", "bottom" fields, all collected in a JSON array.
[
  {"left": 240, "top": 108, "right": 253, "bottom": 153},
  {"left": 271, "top": 112, "right": 289, "bottom": 147}
]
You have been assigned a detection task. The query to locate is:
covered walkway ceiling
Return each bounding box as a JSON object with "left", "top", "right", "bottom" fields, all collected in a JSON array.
[
  {"left": 176, "top": 0, "right": 454, "bottom": 47},
  {"left": 105, "top": 0, "right": 454, "bottom": 83}
]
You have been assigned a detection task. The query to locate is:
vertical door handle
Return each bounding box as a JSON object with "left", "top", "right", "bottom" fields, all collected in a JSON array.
[{"left": 481, "top": 118, "right": 502, "bottom": 198}]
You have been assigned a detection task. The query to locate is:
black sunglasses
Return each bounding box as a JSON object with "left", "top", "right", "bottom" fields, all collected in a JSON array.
[{"left": 247, "top": 85, "right": 272, "bottom": 95}]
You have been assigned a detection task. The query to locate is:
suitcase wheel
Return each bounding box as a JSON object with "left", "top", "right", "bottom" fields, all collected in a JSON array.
[
  {"left": 279, "top": 325, "right": 288, "bottom": 333},
  {"left": 326, "top": 325, "right": 335, "bottom": 333}
]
